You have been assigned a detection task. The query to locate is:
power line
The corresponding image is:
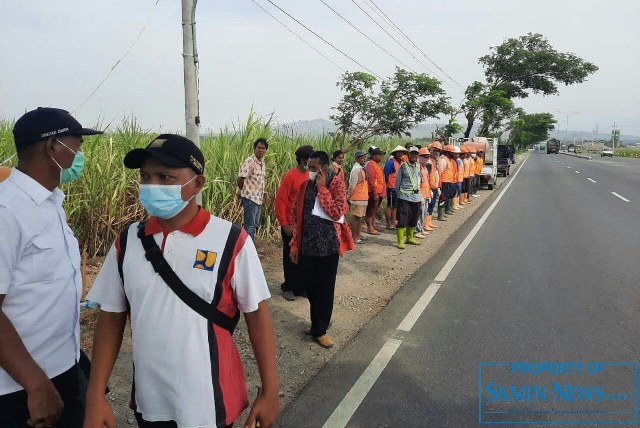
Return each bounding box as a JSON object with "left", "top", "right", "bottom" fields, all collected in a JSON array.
[
  {"left": 364, "top": 0, "right": 466, "bottom": 90},
  {"left": 261, "top": 0, "right": 381, "bottom": 78},
  {"left": 348, "top": 0, "right": 446, "bottom": 85},
  {"left": 250, "top": 0, "right": 344, "bottom": 72},
  {"left": 72, "top": 0, "right": 161, "bottom": 113},
  {"left": 318, "top": 0, "right": 415, "bottom": 73}
]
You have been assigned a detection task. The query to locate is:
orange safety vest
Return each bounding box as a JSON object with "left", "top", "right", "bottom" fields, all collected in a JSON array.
[
  {"left": 420, "top": 165, "right": 430, "bottom": 199},
  {"left": 440, "top": 156, "right": 454, "bottom": 183},
  {"left": 428, "top": 159, "right": 440, "bottom": 190},
  {"left": 456, "top": 159, "right": 464, "bottom": 183},
  {"left": 368, "top": 161, "right": 384, "bottom": 195},
  {"left": 386, "top": 158, "right": 401, "bottom": 188},
  {"left": 463, "top": 158, "right": 471, "bottom": 178},
  {"left": 350, "top": 168, "right": 369, "bottom": 202},
  {"left": 475, "top": 157, "right": 484, "bottom": 175}
]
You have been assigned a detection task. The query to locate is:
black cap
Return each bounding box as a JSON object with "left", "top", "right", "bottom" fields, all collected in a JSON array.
[
  {"left": 123, "top": 134, "right": 205, "bottom": 175},
  {"left": 370, "top": 147, "right": 386, "bottom": 156},
  {"left": 12, "top": 107, "right": 103, "bottom": 148}
]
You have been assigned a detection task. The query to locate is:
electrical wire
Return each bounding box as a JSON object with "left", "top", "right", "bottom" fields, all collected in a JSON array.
[
  {"left": 250, "top": 0, "right": 345, "bottom": 72},
  {"left": 261, "top": 0, "right": 380, "bottom": 78},
  {"left": 72, "top": 0, "right": 161, "bottom": 113},
  {"left": 364, "top": 0, "right": 465, "bottom": 90},
  {"left": 318, "top": 0, "right": 415, "bottom": 72}
]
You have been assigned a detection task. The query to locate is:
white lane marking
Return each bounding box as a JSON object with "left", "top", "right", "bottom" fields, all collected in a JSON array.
[
  {"left": 397, "top": 282, "right": 440, "bottom": 332},
  {"left": 575, "top": 171, "right": 580, "bottom": 174},
  {"left": 611, "top": 192, "right": 630, "bottom": 202},
  {"left": 435, "top": 155, "right": 530, "bottom": 282},
  {"left": 322, "top": 339, "right": 402, "bottom": 428},
  {"left": 324, "top": 156, "right": 530, "bottom": 427},
  {"left": 561, "top": 162, "right": 565, "bottom": 165},
  {"left": 587, "top": 178, "right": 596, "bottom": 183},
  {"left": 567, "top": 166, "right": 571, "bottom": 168}
]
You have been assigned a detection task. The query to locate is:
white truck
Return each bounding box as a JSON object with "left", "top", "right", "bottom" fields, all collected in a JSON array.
[{"left": 473, "top": 137, "right": 498, "bottom": 190}]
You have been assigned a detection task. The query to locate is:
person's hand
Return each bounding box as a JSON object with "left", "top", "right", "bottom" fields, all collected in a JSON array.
[
  {"left": 315, "top": 169, "right": 327, "bottom": 187},
  {"left": 25, "top": 377, "right": 63, "bottom": 428},
  {"left": 84, "top": 394, "right": 116, "bottom": 428},
  {"left": 282, "top": 225, "right": 293, "bottom": 236},
  {"left": 243, "top": 386, "right": 280, "bottom": 428},
  {"left": 289, "top": 251, "right": 299, "bottom": 265}
]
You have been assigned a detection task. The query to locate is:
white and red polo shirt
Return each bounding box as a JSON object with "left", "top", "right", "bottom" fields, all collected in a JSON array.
[{"left": 86, "top": 208, "right": 270, "bottom": 428}]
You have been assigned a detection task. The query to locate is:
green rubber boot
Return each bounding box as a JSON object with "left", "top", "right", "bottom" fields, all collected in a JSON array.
[
  {"left": 406, "top": 227, "right": 421, "bottom": 245},
  {"left": 437, "top": 206, "right": 447, "bottom": 221},
  {"left": 396, "top": 227, "right": 406, "bottom": 249}
]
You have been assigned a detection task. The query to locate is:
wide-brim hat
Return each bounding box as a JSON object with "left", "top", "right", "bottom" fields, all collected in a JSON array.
[{"left": 390, "top": 145, "right": 409, "bottom": 154}]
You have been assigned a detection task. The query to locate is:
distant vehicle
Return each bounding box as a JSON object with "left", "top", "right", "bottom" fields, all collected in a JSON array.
[
  {"left": 497, "top": 145, "right": 511, "bottom": 177},
  {"left": 547, "top": 138, "right": 560, "bottom": 154},
  {"left": 601, "top": 148, "right": 614, "bottom": 157},
  {"left": 567, "top": 144, "right": 576, "bottom": 153}
]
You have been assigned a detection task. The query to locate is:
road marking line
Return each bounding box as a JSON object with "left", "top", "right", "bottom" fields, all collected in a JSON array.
[
  {"left": 323, "top": 156, "right": 530, "bottom": 427},
  {"left": 611, "top": 192, "right": 630, "bottom": 202},
  {"left": 322, "top": 339, "right": 402, "bottom": 428},
  {"left": 397, "top": 282, "right": 440, "bottom": 332},
  {"left": 587, "top": 178, "right": 596, "bottom": 183},
  {"left": 567, "top": 166, "right": 571, "bottom": 168},
  {"left": 575, "top": 171, "right": 580, "bottom": 174}
]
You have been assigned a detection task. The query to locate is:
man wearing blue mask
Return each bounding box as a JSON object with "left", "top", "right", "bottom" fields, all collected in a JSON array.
[
  {"left": 0, "top": 107, "right": 102, "bottom": 428},
  {"left": 84, "top": 134, "right": 279, "bottom": 428}
]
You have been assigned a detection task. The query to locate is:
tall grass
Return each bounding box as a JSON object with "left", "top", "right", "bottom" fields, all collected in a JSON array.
[
  {"left": 615, "top": 147, "right": 640, "bottom": 158},
  {"left": 0, "top": 113, "right": 404, "bottom": 257}
]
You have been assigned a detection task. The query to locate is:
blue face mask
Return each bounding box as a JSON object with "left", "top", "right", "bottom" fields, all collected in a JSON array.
[
  {"left": 138, "top": 175, "right": 197, "bottom": 219},
  {"left": 51, "top": 139, "right": 85, "bottom": 184}
]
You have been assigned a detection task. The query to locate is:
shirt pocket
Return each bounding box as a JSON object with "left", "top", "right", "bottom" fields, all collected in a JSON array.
[{"left": 24, "top": 234, "right": 57, "bottom": 284}]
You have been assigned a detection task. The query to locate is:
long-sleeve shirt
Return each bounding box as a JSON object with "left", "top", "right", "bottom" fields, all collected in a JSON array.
[
  {"left": 395, "top": 161, "right": 423, "bottom": 203},
  {"left": 274, "top": 167, "right": 308, "bottom": 226}
]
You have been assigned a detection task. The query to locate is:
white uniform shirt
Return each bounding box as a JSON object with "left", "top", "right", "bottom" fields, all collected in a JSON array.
[
  {"left": 87, "top": 211, "right": 271, "bottom": 427},
  {"left": 0, "top": 169, "right": 81, "bottom": 394}
]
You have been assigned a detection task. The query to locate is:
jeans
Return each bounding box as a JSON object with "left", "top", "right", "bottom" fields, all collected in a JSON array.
[
  {"left": 416, "top": 198, "right": 428, "bottom": 232},
  {"left": 241, "top": 197, "right": 261, "bottom": 241}
]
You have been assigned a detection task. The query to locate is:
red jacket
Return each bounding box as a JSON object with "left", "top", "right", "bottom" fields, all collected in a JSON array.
[
  {"left": 274, "top": 167, "right": 309, "bottom": 226},
  {"left": 290, "top": 176, "right": 355, "bottom": 257}
]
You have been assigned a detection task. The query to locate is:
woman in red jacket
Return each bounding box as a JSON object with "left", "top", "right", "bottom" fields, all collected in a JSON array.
[{"left": 289, "top": 151, "right": 354, "bottom": 349}]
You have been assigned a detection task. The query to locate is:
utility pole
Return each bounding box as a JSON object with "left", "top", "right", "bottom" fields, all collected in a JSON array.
[{"left": 182, "top": 0, "right": 200, "bottom": 148}]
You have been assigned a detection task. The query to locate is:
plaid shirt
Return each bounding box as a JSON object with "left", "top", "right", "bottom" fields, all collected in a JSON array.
[{"left": 238, "top": 154, "right": 266, "bottom": 205}]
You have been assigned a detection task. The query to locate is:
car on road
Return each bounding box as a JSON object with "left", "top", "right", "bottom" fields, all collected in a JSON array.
[{"left": 601, "top": 148, "right": 614, "bottom": 157}]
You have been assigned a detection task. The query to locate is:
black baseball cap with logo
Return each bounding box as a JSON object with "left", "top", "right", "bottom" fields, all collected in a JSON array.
[
  {"left": 124, "top": 134, "right": 205, "bottom": 175},
  {"left": 12, "top": 107, "right": 103, "bottom": 148}
]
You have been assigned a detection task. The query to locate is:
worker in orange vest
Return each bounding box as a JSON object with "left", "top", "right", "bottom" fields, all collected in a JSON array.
[
  {"left": 474, "top": 148, "right": 484, "bottom": 196},
  {"left": 414, "top": 147, "right": 432, "bottom": 238},
  {"left": 460, "top": 146, "right": 471, "bottom": 205},
  {"left": 383, "top": 145, "right": 408, "bottom": 229},
  {"left": 439, "top": 145, "right": 456, "bottom": 218},
  {"left": 425, "top": 142, "right": 441, "bottom": 230},
  {"left": 466, "top": 145, "right": 476, "bottom": 200},
  {"left": 348, "top": 150, "right": 369, "bottom": 243},
  {"left": 365, "top": 147, "right": 386, "bottom": 235}
]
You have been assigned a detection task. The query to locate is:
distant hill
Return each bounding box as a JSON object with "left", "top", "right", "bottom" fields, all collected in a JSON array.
[{"left": 282, "top": 118, "right": 640, "bottom": 145}]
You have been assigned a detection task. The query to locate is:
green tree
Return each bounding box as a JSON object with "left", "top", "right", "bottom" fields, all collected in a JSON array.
[
  {"left": 461, "top": 33, "right": 597, "bottom": 138},
  {"left": 508, "top": 112, "right": 557, "bottom": 149},
  {"left": 331, "top": 68, "right": 449, "bottom": 149}
]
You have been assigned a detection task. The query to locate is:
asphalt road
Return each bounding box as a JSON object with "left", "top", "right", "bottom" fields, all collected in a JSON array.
[{"left": 277, "top": 152, "right": 640, "bottom": 427}]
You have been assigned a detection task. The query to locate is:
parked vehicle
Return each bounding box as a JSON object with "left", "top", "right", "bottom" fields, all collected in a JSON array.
[
  {"left": 497, "top": 145, "right": 511, "bottom": 177},
  {"left": 601, "top": 148, "right": 614, "bottom": 157},
  {"left": 547, "top": 138, "right": 560, "bottom": 154},
  {"left": 476, "top": 137, "right": 498, "bottom": 190}
]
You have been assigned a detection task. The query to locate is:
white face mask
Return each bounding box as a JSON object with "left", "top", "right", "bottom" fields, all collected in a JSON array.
[{"left": 308, "top": 171, "right": 318, "bottom": 181}]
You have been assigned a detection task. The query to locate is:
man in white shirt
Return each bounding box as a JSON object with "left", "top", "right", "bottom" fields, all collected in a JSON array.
[{"left": 0, "top": 107, "right": 102, "bottom": 428}]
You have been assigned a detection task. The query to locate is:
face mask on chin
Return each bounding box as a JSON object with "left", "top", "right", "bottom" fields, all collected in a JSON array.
[
  {"left": 51, "top": 139, "right": 85, "bottom": 184},
  {"left": 308, "top": 171, "right": 318, "bottom": 181},
  {"left": 138, "top": 175, "right": 197, "bottom": 219}
]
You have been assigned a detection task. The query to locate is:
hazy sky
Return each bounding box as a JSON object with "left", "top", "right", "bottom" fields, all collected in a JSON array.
[{"left": 1, "top": 0, "right": 639, "bottom": 135}]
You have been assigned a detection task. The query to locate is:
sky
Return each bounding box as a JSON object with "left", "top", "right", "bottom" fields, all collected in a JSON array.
[{"left": 1, "top": 0, "right": 639, "bottom": 136}]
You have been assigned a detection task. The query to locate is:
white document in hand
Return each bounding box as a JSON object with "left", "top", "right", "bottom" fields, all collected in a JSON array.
[{"left": 312, "top": 196, "right": 344, "bottom": 224}]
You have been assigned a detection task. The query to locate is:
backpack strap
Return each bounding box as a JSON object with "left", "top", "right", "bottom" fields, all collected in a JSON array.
[{"left": 135, "top": 221, "right": 242, "bottom": 334}]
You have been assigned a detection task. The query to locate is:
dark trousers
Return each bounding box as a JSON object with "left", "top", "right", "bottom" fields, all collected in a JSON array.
[
  {"left": 135, "top": 412, "right": 232, "bottom": 428},
  {"left": 0, "top": 363, "right": 87, "bottom": 428},
  {"left": 299, "top": 254, "right": 339, "bottom": 337},
  {"left": 280, "top": 227, "right": 303, "bottom": 295}
]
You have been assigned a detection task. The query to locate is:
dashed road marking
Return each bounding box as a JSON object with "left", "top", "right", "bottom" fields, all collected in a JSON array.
[
  {"left": 611, "top": 192, "right": 630, "bottom": 202},
  {"left": 587, "top": 178, "right": 596, "bottom": 183},
  {"left": 575, "top": 171, "right": 580, "bottom": 174}
]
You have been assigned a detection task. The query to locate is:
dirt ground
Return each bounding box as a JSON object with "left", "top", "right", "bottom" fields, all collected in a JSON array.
[{"left": 79, "top": 164, "right": 514, "bottom": 426}]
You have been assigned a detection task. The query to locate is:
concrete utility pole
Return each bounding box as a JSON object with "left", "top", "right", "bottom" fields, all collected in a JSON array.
[{"left": 182, "top": 0, "right": 200, "bottom": 148}]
